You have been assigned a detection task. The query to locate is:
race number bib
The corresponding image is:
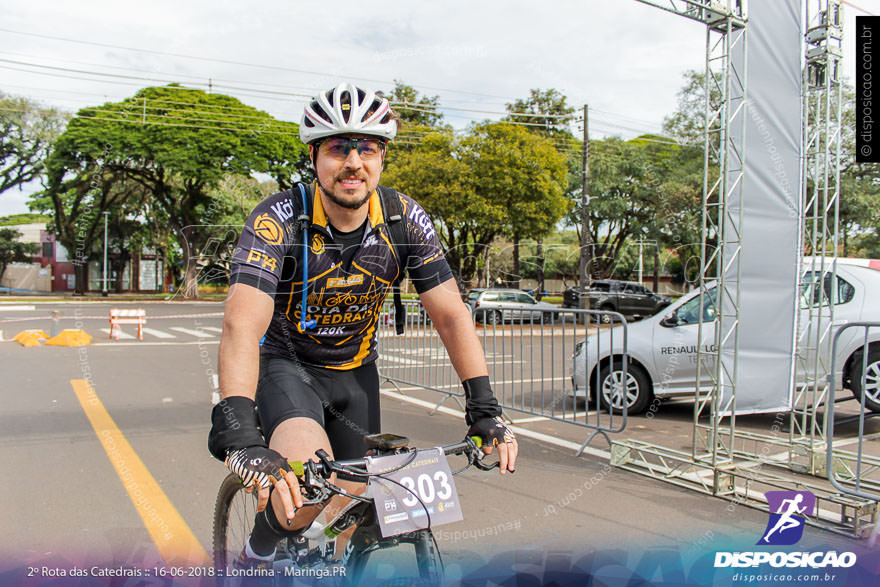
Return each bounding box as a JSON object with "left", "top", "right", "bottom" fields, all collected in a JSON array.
[{"left": 366, "top": 448, "right": 463, "bottom": 537}]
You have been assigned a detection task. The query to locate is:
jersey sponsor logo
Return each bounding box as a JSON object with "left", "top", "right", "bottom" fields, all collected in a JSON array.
[
  {"left": 246, "top": 249, "right": 278, "bottom": 272},
  {"left": 270, "top": 199, "right": 295, "bottom": 222},
  {"left": 311, "top": 233, "right": 325, "bottom": 254},
  {"left": 294, "top": 302, "right": 381, "bottom": 326},
  {"left": 363, "top": 234, "right": 379, "bottom": 248},
  {"left": 407, "top": 202, "right": 436, "bottom": 240},
  {"left": 253, "top": 213, "right": 283, "bottom": 245},
  {"left": 327, "top": 274, "right": 364, "bottom": 288}
]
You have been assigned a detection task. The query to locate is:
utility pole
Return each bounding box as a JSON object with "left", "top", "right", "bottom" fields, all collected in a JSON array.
[
  {"left": 638, "top": 236, "right": 644, "bottom": 285},
  {"left": 579, "top": 104, "right": 592, "bottom": 295},
  {"left": 102, "top": 211, "right": 109, "bottom": 297}
]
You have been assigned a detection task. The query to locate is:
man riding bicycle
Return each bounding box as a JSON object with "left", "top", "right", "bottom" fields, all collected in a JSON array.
[{"left": 208, "top": 83, "right": 518, "bottom": 567}]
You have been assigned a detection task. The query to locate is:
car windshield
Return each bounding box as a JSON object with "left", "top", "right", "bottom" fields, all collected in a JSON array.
[
  {"left": 675, "top": 288, "right": 718, "bottom": 325},
  {"left": 591, "top": 282, "right": 611, "bottom": 292}
]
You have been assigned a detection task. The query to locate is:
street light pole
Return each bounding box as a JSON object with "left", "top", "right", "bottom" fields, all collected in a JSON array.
[
  {"left": 579, "top": 104, "right": 592, "bottom": 294},
  {"left": 102, "top": 211, "right": 109, "bottom": 297}
]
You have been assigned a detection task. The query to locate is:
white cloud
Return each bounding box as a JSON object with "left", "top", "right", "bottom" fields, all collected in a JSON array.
[{"left": 1, "top": 0, "right": 876, "bottom": 216}]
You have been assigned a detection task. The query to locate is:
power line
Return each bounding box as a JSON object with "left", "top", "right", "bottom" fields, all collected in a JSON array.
[{"left": 0, "top": 27, "right": 519, "bottom": 101}]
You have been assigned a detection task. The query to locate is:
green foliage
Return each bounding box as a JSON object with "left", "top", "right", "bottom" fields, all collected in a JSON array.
[
  {"left": 382, "top": 129, "right": 485, "bottom": 283},
  {"left": 383, "top": 123, "right": 569, "bottom": 287},
  {"left": 387, "top": 81, "right": 444, "bottom": 128},
  {"left": 463, "top": 122, "right": 569, "bottom": 242},
  {"left": 0, "top": 213, "right": 51, "bottom": 226},
  {"left": 505, "top": 88, "right": 576, "bottom": 139},
  {"left": 0, "top": 91, "right": 67, "bottom": 195},
  {"left": 35, "top": 85, "right": 306, "bottom": 295},
  {"left": 0, "top": 227, "right": 39, "bottom": 281}
]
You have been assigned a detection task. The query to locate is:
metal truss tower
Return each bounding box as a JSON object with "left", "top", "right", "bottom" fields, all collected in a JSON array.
[
  {"left": 612, "top": 0, "right": 877, "bottom": 537},
  {"left": 790, "top": 0, "right": 844, "bottom": 467}
]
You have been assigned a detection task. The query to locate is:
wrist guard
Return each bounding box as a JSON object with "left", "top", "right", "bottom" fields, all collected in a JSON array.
[
  {"left": 462, "top": 376, "right": 502, "bottom": 426},
  {"left": 208, "top": 396, "right": 266, "bottom": 461}
]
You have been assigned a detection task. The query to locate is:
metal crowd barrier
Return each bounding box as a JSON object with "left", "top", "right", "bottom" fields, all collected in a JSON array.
[
  {"left": 376, "top": 299, "right": 629, "bottom": 454},
  {"left": 825, "top": 322, "right": 880, "bottom": 544}
]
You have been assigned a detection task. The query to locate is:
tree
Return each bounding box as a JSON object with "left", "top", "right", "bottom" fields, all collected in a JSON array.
[
  {"left": 0, "top": 92, "right": 67, "bottom": 196},
  {"left": 37, "top": 85, "right": 306, "bottom": 296},
  {"left": 463, "top": 122, "right": 568, "bottom": 287},
  {"left": 505, "top": 88, "right": 578, "bottom": 292},
  {"left": 505, "top": 88, "right": 576, "bottom": 139},
  {"left": 0, "top": 228, "right": 39, "bottom": 283},
  {"left": 838, "top": 85, "right": 880, "bottom": 256},
  {"left": 30, "top": 162, "right": 134, "bottom": 293},
  {"left": 387, "top": 81, "right": 444, "bottom": 128},
  {"left": 381, "top": 130, "right": 489, "bottom": 285},
  {"left": 385, "top": 123, "right": 569, "bottom": 288}
]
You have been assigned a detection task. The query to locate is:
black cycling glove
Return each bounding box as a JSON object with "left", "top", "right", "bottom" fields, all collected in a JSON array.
[
  {"left": 209, "top": 396, "right": 292, "bottom": 489},
  {"left": 467, "top": 416, "right": 516, "bottom": 448},
  {"left": 462, "top": 376, "right": 514, "bottom": 447},
  {"left": 225, "top": 446, "right": 293, "bottom": 491}
]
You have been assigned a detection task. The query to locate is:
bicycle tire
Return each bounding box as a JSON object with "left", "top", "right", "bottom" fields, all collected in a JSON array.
[
  {"left": 342, "top": 525, "right": 443, "bottom": 586},
  {"left": 212, "top": 473, "right": 258, "bottom": 569},
  {"left": 413, "top": 529, "right": 443, "bottom": 584}
]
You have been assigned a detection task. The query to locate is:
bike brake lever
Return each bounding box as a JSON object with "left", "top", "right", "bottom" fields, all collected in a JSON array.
[{"left": 473, "top": 455, "right": 501, "bottom": 471}]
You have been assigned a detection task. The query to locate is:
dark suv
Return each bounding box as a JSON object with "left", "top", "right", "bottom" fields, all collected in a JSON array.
[{"left": 563, "top": 280, "right": 672, "bottom": 321}]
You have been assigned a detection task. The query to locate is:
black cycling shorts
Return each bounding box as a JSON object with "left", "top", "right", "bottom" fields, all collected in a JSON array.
[{"left": 255, "top": 355, "right": 381, "bottom": 461}]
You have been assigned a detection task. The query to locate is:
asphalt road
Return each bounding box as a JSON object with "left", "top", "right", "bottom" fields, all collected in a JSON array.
[{"left": 1, "top": 300, "right": 877, "bottom": 586}]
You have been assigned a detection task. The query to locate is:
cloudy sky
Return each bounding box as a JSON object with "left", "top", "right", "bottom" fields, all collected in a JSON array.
[{"left": 1, "top": 0, "right": 876, "bottom": 215}]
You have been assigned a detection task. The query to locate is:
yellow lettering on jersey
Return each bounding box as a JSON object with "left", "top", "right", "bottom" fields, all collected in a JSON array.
[
  {"left": 246, "top": 249, "right": 278, "bottom": 272},
  {"left": 327, "top": 274, "right": 364, "bottom": 288}
]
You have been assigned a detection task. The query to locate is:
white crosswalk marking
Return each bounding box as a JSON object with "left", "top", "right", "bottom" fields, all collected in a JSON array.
[
  {"left": 142, "top": 328, "right": 176, "bottom": 339},
  {"left": 170, "top": 327, "right": 214, "bottom": 338},
  {"left": 201, "top": 326, "right": 223, "bottom": 333},
  {"left": 100, "top": 327, "right": 135, "bottom": 340}
]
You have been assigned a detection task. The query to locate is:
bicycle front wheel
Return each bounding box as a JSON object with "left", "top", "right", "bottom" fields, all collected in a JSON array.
[
  {"left": 413, "top": 529, "right": 443, "bottom": 583},
  {"left": 212, "top": 474, "right": 258, "bottom": 569}
]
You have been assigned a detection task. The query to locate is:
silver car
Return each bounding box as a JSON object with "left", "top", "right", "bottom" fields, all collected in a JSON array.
[
  {"left": 467, "top": 288, "right": 559, "bottom": 324},
  {"left": 571, "top": 263, "right": 880, "bottom": 414}
]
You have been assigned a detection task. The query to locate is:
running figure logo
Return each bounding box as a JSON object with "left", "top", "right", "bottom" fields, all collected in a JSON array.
[{"left": 759, "top": 491, "right": 815, "bottom": 545}]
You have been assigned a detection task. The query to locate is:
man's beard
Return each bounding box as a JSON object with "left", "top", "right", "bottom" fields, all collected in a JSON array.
[{"left": 319, "top": 173, "right": 374, "bottom": 210}]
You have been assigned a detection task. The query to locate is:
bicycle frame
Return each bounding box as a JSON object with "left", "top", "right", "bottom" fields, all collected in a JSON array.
[{"left": 213, "top": 436, "right": 496, "bottom": 585}]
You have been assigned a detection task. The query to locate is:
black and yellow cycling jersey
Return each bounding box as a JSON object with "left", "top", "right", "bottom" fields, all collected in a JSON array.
[{"left": 230, "top": 182, "right": 453, "bottom": 370}]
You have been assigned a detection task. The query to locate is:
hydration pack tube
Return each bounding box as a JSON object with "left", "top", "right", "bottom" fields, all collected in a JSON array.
[{"left": 297, "top": 183, "right": 317, "bottom": 333}]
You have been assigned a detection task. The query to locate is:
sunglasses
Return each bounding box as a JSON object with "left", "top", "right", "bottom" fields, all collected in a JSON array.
[{"left": 320, "top": 137, "right": 385, "bottom": 160}]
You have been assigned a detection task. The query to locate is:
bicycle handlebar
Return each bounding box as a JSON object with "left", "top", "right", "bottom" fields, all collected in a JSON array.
[{"left": 285, "top": 436, "right": 498, "bottom": 506}]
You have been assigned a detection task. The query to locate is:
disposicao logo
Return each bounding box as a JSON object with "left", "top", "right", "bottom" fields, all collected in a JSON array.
[
  {"left": 713, "top": 490, "right": 857, "bottom": 570},
  {"left": 759, "top": 490, "right": 815, "bottom": 546}
]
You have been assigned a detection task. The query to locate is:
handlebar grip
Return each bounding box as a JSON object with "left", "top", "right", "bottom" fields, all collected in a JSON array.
[
  {"left": 469, "top": 435, "right": 483, "bottom": 449},
  {"left": 288, "top": 460, "right": 305, "bottom": 477}
]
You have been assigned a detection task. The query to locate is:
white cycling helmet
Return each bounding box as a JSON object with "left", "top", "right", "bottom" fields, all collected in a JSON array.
[{"left": 300, "top": 83, "right": 398, "bottom": 144}]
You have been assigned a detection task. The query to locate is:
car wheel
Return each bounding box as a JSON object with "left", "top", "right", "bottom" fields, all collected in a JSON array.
[
  {"left": 486, "top": 310, "right": 503, "bottom": 326},
  {"left": 597, "top": 361, "right": 652, "bottom": 415},
  {"left": 849, "top": 348, "right": 880, "bottom": 413},
  {"left": 592, "top": 305, "right": 615, "bottom": 325}
]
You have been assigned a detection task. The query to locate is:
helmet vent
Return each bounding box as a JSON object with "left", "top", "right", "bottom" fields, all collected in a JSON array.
[
  {"left": 312, "top": 103, "right": 331, "bottom": 124},
  {"left": 340, "top": 91, "right": 352, "bottom": 122}
]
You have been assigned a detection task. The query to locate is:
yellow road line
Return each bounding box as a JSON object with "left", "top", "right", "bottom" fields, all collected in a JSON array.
[{"left": 70, "top": 379, "right": 210, "bottom": 566}]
